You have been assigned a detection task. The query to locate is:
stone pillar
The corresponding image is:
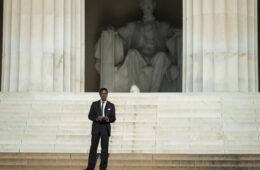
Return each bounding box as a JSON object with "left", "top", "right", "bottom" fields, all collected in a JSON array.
[
  {"left": 1, "top": 0, "right": 85, "bottom": 92},
  {"left": 183, "top": 0, "right": 258, "bottom": 92}
]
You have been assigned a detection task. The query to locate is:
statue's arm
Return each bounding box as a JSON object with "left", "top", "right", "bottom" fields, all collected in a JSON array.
[
  {"left": 94, "top": 22, "right": 136, "bottom": 74},
  {"left": 110, "top": 22, "right": 136, "bottom": 67},
  {"left": 160, "top": 23, "right": 182, "bottom": 82},
  {"left": 166, "top": 28, "right": 182, "bottom": 64},
  {"left": 117, "top": 22, "right": 136, "bottom": 51},
  {"left": 95, "top": 23, "right": 135, "bottom": 73},
  {"left": 95, "top": 30, "right": 123, "bottom": 73}
]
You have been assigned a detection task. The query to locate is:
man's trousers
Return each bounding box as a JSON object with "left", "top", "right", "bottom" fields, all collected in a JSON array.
[{"left": 87, "top": 123, "right": 109, "bottom": 170}]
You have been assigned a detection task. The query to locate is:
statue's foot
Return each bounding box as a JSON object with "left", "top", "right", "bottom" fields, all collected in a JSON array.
[{"left": 130, "top": 85, "right": 140, "bottom": 93}]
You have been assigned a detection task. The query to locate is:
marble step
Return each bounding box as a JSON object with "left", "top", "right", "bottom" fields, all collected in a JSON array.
[
  {"left": 0, "top": 92, "right": 260, "bottom": 154},
  {"left": 0, "top": 153, "right": 260, "bottom": 170}
]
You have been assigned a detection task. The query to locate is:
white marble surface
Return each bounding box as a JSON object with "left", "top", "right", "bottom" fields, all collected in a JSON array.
[
  {"left": 183, "top": 0, "right": 258, "bottom": 92},
  {"left": 2, "top": 0, "right": 85, "bottom": 92},
  {"left": 0, "top": 92, "right": 260, "bottom": 154}
]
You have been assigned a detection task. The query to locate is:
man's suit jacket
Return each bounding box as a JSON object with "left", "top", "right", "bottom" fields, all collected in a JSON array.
[{"left": 88, "top": 100, "right": 116, "bottom": 136}]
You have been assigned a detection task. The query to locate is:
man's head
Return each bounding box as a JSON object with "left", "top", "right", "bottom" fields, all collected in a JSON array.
[
  {"left": 140, "top": 0, "right": 156, "bottom": 14},
  {"left": 99, "top": 88, "right": 108, "bottom": 101}
]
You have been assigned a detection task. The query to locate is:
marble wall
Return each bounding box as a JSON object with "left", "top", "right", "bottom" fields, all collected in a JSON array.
[
  {"left": 1, "top": 0, "right": 85, "bottom": 92},
  {"left": 183, "top": 0, "right": 258, "bottom": 92}
]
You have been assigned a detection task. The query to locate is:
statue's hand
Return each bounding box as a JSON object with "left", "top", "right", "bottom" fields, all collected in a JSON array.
[
  {"left": 166, "top": 65, "right": 179, "bottom": 81},
  {"left": 95, "top": 61, "right": 101, "bottom": 74}
]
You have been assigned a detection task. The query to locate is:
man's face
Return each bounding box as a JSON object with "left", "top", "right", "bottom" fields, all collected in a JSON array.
[
  {"left": 100, "top": 90, "right": 108, "bottom": 101},
  {"left": 140, "top": 0, "right": 155, "bottom": 15}
]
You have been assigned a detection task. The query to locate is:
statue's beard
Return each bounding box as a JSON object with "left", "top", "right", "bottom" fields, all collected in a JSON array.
[{"left": 143, "top": 10, "right": 155, "bottom": 22}]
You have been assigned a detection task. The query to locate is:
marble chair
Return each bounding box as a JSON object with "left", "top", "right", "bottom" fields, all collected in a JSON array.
[{"left": 95, "top": 30, "right": 182, "bottom": 92}]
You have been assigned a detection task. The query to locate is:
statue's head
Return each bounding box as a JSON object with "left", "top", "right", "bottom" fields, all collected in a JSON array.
[{"left": 140, "top": 0, "right": 156, "bottom": 14}]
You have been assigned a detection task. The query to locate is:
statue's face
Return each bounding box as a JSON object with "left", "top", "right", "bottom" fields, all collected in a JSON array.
[{"left": 140, "top": 0, "right": 155, "bottom": 15}]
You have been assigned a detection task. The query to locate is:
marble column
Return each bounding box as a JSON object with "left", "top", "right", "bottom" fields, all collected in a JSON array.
[
  {"left": 183, "top": 0, "right": 258, "bottom": 92},
  {"left": 1, "top": 0, "right": 85, "bottom": 92}
]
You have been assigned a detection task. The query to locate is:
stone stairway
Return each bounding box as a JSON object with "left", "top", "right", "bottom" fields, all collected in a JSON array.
[
  {"left": 0, "top": 153, "right": 260, "bottom": 170},
  {"left": 0, "top": 93, "right": 260, "bottom": 154},
  {"left": 0, "top": 92, "right": 260, "bottom": 154},
  {"left": 0, "top": 92, "right": 260, "bottom": 169}
]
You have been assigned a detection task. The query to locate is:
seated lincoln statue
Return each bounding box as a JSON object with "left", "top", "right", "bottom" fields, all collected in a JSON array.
[{"left": 95, "top": 0, "right": 182, "bottom": 92}]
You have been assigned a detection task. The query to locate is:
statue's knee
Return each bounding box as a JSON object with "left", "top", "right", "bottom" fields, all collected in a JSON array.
[
  {"left": 126, "top": 49, "right": 142, "bottom": 62},
  {"left": 155, "top": 52, "right": 167, "bottom": 58},
  {"left": 153, "top": 52, "right": 168, "bottom": 64},
  {"left": 127, "top": 49, "right": 139, "bottom": 57}
]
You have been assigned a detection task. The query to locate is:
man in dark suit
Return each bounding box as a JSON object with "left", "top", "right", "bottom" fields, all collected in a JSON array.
[{"left": 84, "top": 88, "right": 116, "bottom": 170}]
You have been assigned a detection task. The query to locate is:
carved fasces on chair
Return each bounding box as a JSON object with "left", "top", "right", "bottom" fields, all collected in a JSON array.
[
  {"left": 165, "top": 29, "right": 183, "bottom": 92},
  {"left": 95, "top": 30, "right": 124, "bottom": 91}
]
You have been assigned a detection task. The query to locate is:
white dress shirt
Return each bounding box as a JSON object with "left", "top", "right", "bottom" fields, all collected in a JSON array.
[{"left": 100, "top": 100, "right": 107, "bottom": 117}]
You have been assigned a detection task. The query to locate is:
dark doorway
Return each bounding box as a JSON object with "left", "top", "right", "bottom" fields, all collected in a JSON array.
[{"left": 84, "top": 0, "right": 183, "bottom": 92}]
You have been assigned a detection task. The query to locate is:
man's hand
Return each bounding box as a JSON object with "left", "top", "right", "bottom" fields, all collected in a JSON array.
[
  {"left": 102, "top": 116, "right": 109, "bottom": 121},
  {"left": 97, "top": 116, "right": 103, "bottom": 121}
]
